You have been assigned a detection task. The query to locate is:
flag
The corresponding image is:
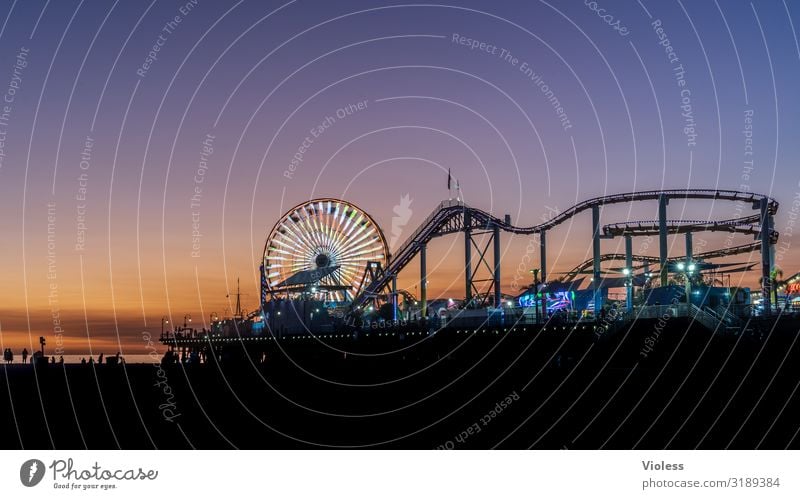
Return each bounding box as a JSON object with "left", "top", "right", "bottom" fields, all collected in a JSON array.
[{"left": 447, "top": 168, "right": 451, "bottom": 190}]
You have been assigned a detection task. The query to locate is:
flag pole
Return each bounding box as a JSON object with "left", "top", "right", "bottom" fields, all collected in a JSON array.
[{"left": 447, "top": 168, "right": 452, "bottom": 199}]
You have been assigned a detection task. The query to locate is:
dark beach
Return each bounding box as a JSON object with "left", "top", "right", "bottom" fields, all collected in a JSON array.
[{"left": 2, "top": 316, "right": 799, "bottom": 449}]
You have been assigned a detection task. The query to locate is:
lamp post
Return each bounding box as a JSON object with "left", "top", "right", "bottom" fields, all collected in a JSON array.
[
  {"left": 676, "top": 261, "right": 696, "bottom": 306},
  {"left": 183, "top": 314, "right": 192, "bottom": 329},
  {"left": 161, "top": 316, "right": 169, "bottom": 336},
  {"left": 622, "top": 267, "right": 633, "bottom": 313}
]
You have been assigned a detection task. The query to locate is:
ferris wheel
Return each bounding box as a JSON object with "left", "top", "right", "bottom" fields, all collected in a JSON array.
[{"left": 263, "top": 199, "right": 389, "bottom": 301}]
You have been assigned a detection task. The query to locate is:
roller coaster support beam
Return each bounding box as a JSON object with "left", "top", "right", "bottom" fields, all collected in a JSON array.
[
  {"left": 625, "top": 235, "right": 633, "bottom": 313},
  {"left": 759, "top": 197, "right": 773, "bottom": 314},
  {"left": 685, "top": 232, "right": 693, "bottom": 262},
  {"left": 494, "top": 224, "right": 502, "bottom": 308},
  {"left": 392, "top": 275, "right": 398, "bottom": 321},
  {"left": 592, "top": 205, "right": 602, "bottom": 313},
  {"left": 420, "top": 243, "right": 428, "bottom": 319},
  {"left": 659, "top": 194, "right": 669, "bottom": 287},
  {"left": 685, "top": 232, "right": 693, "bottom": 304},
  {"left": 540, "top": 230, "right": 547, "bottom": 320},
  {"left": 464, "top": 210, "right": 473, "bottom": 306}
]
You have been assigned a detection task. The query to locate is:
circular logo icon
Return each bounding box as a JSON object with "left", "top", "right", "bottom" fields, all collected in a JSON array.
[{"left": 20, "top": 459, "right": 45, "bottom": 487}]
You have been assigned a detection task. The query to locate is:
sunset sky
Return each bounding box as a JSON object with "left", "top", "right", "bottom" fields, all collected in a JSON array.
[{"left": 1, "top": 0, "right": 799, "bottom": 354}]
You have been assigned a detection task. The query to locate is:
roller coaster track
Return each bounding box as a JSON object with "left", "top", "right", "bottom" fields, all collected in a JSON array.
[
  {"left": 350, "top": 190, "right": 778, "bottom": 310},
  {"left": 558, "top": 242, "right": 764, "bottom": 282},
  {"left": 602, "top": 213, "right": 778, "bottom": 242},
  {"left": 398, "top": 289, "right": 417, "bottom": 303}
]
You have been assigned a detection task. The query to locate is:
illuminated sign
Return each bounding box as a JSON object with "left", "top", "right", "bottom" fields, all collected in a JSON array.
[{"left": 519, "top": 291, "right": 572, "bottom": 311}]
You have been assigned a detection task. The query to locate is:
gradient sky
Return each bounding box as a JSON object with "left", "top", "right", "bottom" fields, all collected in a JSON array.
[{"left": 1, "top": 0, "right": 799, "bottom": 354}]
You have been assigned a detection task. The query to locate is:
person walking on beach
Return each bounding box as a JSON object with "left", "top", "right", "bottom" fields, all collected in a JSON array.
[
  {"left": 22, "top": 348, "right": 28, "bottom": 364},
  {"left": 4, "top": 348, "right": 13, "bottom": 364},
  {"left": 98, "top": 353, "right": 104, "bottom": 365}
]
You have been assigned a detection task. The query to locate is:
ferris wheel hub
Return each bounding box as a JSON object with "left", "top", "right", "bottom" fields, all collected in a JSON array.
[{"left": 315, "top": 253, "right": 331, "bottom": 268}]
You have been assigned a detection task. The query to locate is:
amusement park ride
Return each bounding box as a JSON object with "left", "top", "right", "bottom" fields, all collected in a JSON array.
[
  {"left": 258, "top": 189, "right": 779, "bottom": 325},
  {"left": 157, "top": 186, "right": 787, "bottom": 361}
]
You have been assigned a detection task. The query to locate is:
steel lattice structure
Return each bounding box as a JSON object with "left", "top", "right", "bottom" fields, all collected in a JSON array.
[{"left": 347, "top": 189, "right": 779, "bottom": 314}]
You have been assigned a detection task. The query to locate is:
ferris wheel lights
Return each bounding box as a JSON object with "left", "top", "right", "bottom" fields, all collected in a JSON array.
[{"left": 264, "top": 199, "right": 388, "bottom": 301}]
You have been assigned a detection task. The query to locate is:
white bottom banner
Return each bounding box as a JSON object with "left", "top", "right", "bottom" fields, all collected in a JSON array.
[{"left": 1, "top": 451, "right": 796, "bottom": 498}]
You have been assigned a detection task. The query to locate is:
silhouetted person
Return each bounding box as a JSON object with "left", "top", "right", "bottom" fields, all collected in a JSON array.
[
  {"left": 3, "top": 348, "right": 9, "bottom": 364},
  {"left": 80, "top": 357, "right": 86, "bottom": 365},
  {"left": 21, "top": 348, "right": 28, "bottom": 364},
  {"left": 88, "top": 356, "right": 94, "bottom": 365},
  {"left": 50, "top": 356, "right": 55, "bottom": 364},
  {"left": 59, "top": 356, "right": 64, "bottom": 365},
  {"left": 98, "top": 353, "right": 104, "bottom": 365}
]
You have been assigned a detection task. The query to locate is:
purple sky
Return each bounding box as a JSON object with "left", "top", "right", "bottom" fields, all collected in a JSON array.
[{"left": 0, "top": 0, "right": 798, "bottom": 353}]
